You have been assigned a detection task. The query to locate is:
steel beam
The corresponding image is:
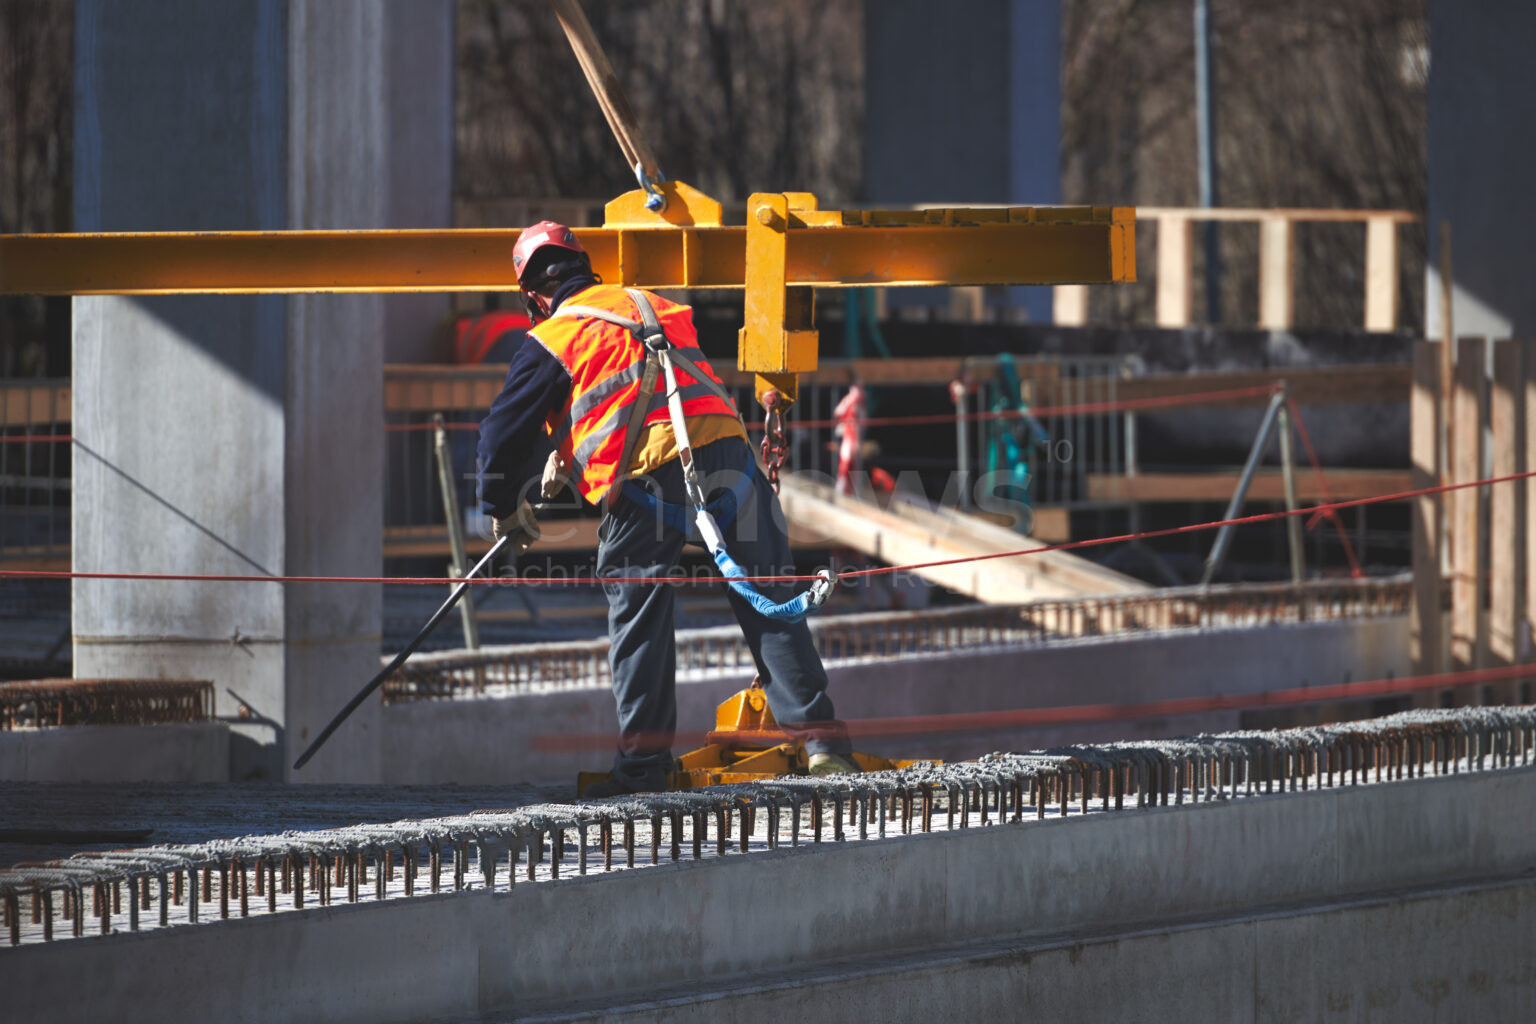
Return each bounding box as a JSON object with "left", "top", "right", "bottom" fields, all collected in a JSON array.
[{"left": 0, "top": 199, "right": 1134, "bottom": 296}]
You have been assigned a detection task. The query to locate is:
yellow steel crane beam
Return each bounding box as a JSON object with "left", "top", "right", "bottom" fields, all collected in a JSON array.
[{"left": 0, "top": 180, "right": 1134, "bottom": 404}]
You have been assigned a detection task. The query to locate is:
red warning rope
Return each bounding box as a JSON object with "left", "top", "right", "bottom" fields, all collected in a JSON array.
[
  {"left": 532, "top": 662, "right": 1536, "bottom": 752},
  {"left": 1285, "top": 396, "right": 1364, "bottom": 577},
  {"left": 2, "top": 468, "right": 1530, "bottom": 588}
]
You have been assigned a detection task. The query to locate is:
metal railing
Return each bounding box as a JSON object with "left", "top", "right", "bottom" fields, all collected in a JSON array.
[
  {"left": 0, "top": 679, "right": 214, "bottom": 730},
  {"left": 380, "top": 575, "right": 1413, "bottom": 703},
  {"left": 0, "top": 380, "right": 70, "bottom": 569}
]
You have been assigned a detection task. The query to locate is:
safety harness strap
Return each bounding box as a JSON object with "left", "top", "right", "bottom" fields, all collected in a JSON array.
[{"left": 552, "top": 290, "right": 835, "bottom": 621}]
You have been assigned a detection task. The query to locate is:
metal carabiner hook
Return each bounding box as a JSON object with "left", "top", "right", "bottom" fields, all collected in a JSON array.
[{"left": 635, "top": 162, "right": 667, "bottom": 213}]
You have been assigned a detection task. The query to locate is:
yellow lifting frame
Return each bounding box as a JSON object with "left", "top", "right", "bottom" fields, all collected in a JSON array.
[{"left": 0, "top": 183, "right": 1134, "bottom": 406}]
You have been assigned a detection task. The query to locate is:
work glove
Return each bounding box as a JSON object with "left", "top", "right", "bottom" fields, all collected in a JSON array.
[
  {"left": 541, "top": 450, "right": 570, "bottom": 500},
  {"left": 493, "top": 500, "right": 540, "bottom": 555}
]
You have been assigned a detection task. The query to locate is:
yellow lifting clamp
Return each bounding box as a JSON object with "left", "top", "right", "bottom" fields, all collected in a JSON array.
[{"left": 575, "top": 678, "right": 930, "bottom": 796}]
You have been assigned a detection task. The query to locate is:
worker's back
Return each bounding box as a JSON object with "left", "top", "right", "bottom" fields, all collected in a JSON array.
[{"left": 530, "top": 284, "right": 744, "bottom": 502}]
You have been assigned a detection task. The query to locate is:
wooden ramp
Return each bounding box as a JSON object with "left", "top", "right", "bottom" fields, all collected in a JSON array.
[{"left": 778, "top": 476, "right": 1147, "bottom": 603}]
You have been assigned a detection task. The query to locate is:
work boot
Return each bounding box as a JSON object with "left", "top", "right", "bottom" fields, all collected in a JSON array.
[
  {"left": 807, "top": 752, "right": 860, "bottom": 776},
  {"left": 582, "top": 776, "right": 635, "bottom": 798},
  {"left": 582, "top": 771, "right": 670, "bottom": 799}
]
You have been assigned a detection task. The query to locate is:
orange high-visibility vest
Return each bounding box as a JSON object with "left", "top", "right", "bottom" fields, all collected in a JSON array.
[{"left": 530, "top": 284, "right": 739, "bottom": 504}]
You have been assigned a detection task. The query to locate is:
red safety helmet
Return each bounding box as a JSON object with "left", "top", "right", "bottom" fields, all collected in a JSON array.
[{"left": 511, "top": 220, "right": 586, "bottom": 287}]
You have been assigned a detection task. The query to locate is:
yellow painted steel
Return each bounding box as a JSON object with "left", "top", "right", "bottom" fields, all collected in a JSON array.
[
  {"left": 0, "top": 183, "right": 1134, "bottom": 408},
  {"left": 575, "top": 681, "right": 930, "bottom": 796},
  {"left": 739, "top": 192, "right": 820, "bottom": 405},
  {"left": 0, "top": 190, "right": 1134, "bottom": 295}
]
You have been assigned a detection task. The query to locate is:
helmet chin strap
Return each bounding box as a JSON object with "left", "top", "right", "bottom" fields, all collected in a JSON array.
[{"left": 524, "top": 287, "right": 552, "bottom": 325}]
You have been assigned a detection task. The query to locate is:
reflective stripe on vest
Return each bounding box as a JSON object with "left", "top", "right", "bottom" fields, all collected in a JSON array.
[{"left": 531, "top": 285, "right": 738, "bottom": 503}]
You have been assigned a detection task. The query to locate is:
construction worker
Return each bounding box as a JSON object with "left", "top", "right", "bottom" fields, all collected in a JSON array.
[{"left": 478, "top": 221, "right": 857, "bottom": 796}]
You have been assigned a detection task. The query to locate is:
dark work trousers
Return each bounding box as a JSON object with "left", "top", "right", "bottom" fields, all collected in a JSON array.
[{"left": 596, "top": 436, "right": 852, "bottom": 790}]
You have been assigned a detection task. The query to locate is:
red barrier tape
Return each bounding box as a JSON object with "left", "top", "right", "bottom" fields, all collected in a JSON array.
[
  {"left": 532, "top": 663, "right": 1536, "bottom": 752},
  {"left": 2, "top": 468, "right": 1531, "bottom": 587}
]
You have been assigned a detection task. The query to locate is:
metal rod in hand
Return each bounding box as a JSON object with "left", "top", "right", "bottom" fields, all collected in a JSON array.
[
  {"left": 291, "top": 534, "right": 511, "bottom": 771},
  {"left": 432, "top": 413, "right": 480, "bottom": 650},
  {"left": 1201, "top": 390, "right": 1286, "bottom": 586},
  {"left": 1276, "top": 385, "right": 1305, "bottom": 584}
]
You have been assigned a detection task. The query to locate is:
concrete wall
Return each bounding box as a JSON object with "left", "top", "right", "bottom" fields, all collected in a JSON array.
[
  {"left": 0, "top": 723, "right": 228, "bottom": 782},
  {"left": 1426, "top": 1, "right": 1536, "bottom": 338},
  {"left": 573, "top": 879, "right": 1536, "bottom": 1023},
  {"left": 5, "top": 764, "right": 1531, "bottom": 1022},
  {"left": 382, "top": 616, "right": 1410, "bottom": 784},
  {"left": 71, "top": 1, "right": 452, "bottom": 782},
  {"left": 864, "top": 0, "right": 1060, "bottom": 321}
]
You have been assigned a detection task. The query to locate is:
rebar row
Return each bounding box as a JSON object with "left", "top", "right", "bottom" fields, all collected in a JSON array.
[
  {"left": 4, "top": 702, "right": 1526, "bottom": 949},
  {"left": 382, "top": 576, "right": 1412, "bottom": 702},
  {"left": 0, "top": 679, "right": 214, "bottom": 730}
]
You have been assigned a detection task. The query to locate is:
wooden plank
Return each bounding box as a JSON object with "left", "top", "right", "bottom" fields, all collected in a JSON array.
[
  {"left": 0, "top": 382, "right": 71, "bottom": 428},
  {"left": 1136, "top": 206, "right": 1419, "bottom": 224},
  {"left": 0, "top": 550, "right": 69, "bottom": 571},
  {"left": 1025, "top": 505, "right": 1070, "bottom": 543},
  {"left": 1364, "top": 217, "right": 1399, "bottom": 333},
  {"left": 1086, "top": 469, "right": 1412, "bottom": 504},
  {"left": 383, "top": 365, "right": 506, "bottom": 413},
  {"left": 1489, "top": 340, "right": 1522, "bottom": 672},
  {"left": 1527, "top": 339, "right": 1536, "bottom": 675},
  {"left": 1155, "top": 215, "right": 1193, "bottom": 328},
  {"left": 1035, "top": 364, "right": 1410, "bottom": 411},
  {"left": 948, "top": 286, "right": 987, "bottom": 322},
  {"left": 1053, "top": 285, "right": 1088, "bottom": 327},
  {"left": 1410, "top": 340, "right": 1444, "bottom": 681},
  {"left": 1258, "top": 218, "right": 1294, "bottom": 330},
  {"left": 777, "top": 476, "right": 1145, "bottom": 603},
  {"left": 1450, "top": 337, "right": 1487, "bottom": 677}
]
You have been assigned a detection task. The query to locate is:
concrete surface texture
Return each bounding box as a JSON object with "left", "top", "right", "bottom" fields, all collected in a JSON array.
[
  {"left": 381, "top": 615, "right": 1410, "bottom": 783},
  {"left": 1426, "top": 0, "right": 1536, "bottom": 338},
  {"left": 0, "top": 779, "right": 570, "bottom": 868},
  {"left": 528, "top": 878, "right": 1536, "bottom": 1024},
  {"left": 69, "top": 0, "right": 452, "bottom": 783},
  {"left": 2, "top": 762, "right": 1530, "bottom": 1023}
]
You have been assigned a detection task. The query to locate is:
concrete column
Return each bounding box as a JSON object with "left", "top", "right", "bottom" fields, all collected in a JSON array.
[
  {"left": 864, "top": 0, "right": 1060, "bottom": 321},
  {"left": 384, "top": 0, "right": 454, "bottom": 363},
  {"left": 1426, "top": 1, "right": 1536, "bottom": 338},
  {"left": 72, "top": 0, "right": 452, "bottom": 781}
]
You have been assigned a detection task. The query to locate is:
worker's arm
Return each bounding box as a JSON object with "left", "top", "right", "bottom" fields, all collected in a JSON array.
[{"left": 477, "top": 335, "right": 572, "bottom": 518}]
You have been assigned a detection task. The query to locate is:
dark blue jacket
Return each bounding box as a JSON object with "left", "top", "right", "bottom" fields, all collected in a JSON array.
[{"left": 476, "top": 276, "right": 595, "bottom": 517}]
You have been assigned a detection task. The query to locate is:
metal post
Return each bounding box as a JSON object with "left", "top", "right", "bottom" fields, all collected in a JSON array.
[
  {"left": 1124, "top": 405, "right": 1141, "bottom": 530},
  {"left": 952, "top": 378, "right": 971, "bottom": 510},
  {"left": 1201, "top": 390, "right": 1285, "bottom": 585},
  {"left": 1276, "top": 385, "right": 1305, "bottom": 584},
  {"left": 432, "top": 413, "right": 480, "bottom": 650},
  {"left": 1194, "top": 0, "right": 1220, "bottom": 324}
]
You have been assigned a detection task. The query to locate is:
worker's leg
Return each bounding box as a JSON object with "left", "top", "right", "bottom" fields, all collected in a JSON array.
[
  {"left": 696, "top": 440, "right": 853, "bottom": 757},
  {"left": 597, "top": 469, "right": 688, "bottom": 791}
]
